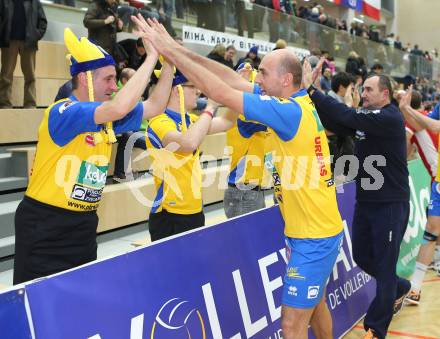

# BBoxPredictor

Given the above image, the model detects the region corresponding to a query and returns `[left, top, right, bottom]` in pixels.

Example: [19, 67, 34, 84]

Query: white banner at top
[182, 25, 310, 59]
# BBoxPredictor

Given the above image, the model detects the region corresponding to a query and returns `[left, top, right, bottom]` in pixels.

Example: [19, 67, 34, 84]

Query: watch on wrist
[307, 84, 317, 96]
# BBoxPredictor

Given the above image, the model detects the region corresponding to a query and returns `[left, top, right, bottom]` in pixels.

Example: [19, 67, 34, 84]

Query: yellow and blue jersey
[227, 115, 267, 186]
[243, 86, 343, 238]
[26, 95, 143, 211]
[146, 109, 203, 215]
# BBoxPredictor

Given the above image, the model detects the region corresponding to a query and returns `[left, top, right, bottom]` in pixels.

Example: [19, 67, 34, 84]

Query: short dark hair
[367, 74, 392, 101]
[331, 72, 353, 93]
[72, 74, 79, 90]
[71, 70, 99, 90]
[410, 90, 422, 109]
[371, 63, 384, 70]
[226, 45, 236, 51]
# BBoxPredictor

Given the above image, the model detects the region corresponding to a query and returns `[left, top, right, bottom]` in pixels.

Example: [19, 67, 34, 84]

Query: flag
[362, 0, 381, 20]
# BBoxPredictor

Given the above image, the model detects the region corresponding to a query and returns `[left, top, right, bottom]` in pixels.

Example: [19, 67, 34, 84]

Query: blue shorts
[282, 231, 343, 309]
[428, 182, 440, 217]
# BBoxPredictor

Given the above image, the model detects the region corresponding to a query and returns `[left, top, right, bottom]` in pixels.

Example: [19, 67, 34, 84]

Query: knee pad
[422, 230, 438, 244]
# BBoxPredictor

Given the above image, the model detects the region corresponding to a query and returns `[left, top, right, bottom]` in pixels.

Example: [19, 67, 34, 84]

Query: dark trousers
[14, 196, 98, 285]
[236, 1, 254, 38]
[352, 201, 410, 339]
[148, 210, 205, 241]
[0, 41, 36, 108]
[114, 132, 147, 179]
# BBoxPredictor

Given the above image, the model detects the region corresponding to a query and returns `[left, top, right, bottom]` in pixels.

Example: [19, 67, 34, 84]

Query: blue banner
[23, 181, 375, 339]
[0, 288, 32, 339]
[335, 0, 363, 11]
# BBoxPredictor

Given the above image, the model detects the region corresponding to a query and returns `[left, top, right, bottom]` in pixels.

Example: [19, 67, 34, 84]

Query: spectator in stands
[273, 39, 287, 50]
[411, 44, 424, 56]
[307, 6, 320, 23]
[83, 0, 123, 57]
[370, 63, 384, 75]
[349, 22, 363, 36]
[320, 67, 332, 93]
[0, 0, 47, 109]
[384, 33, 395, 46]
[54, 0, 75, 6]
[337, 19, 347, 31]
[224, 45, 236, 69]
[156, 0, 177, 36]
[304, 65, 411, 339]
[394, 36, 403, 50]
[235, 45, 260, 70]
[326, 72, 357, 179]
[207, 44, 227, 64]
[345, 51, 366, 79]
[117, 0, 160, 31]
[142, 20, 343, 339]
[236, 0, 255, 38]
[327, 72, 353, 103]
[192, 0, 225, 32]
[113, 68, 148, 181]
[118, 37, 146, 70]
[13, 24, 173, 285]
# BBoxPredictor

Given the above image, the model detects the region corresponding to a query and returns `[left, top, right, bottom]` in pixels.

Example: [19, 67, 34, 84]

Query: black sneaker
[393, 283, 412, 315]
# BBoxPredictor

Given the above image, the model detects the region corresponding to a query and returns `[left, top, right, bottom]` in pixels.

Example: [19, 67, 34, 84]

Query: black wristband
[307, 84, 318, 96]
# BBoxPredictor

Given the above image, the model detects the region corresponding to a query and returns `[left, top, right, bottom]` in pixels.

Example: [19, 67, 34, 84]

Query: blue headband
[69, 54, 116, 76]
[172, 70, 188, 87]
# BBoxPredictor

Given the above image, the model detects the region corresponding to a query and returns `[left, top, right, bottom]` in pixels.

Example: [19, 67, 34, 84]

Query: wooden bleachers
[0, 109, 44, 145]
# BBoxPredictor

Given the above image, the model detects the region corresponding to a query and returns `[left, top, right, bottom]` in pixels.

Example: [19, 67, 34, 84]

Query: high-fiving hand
[131, 14, 159, 60]
[399, 85, 413, 111]
[302, 57, 325, 89]
[131, 15, 178, 57]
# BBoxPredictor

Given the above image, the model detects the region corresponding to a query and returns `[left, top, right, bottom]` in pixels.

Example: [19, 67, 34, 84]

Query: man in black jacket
[83, 0, 123, 57]
[0, 0, 47, 108]
[303, 65, 411, 339]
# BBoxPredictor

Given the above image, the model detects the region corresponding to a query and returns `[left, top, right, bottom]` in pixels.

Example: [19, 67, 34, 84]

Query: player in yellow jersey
[13, 16, 174, 284]
[146, 70, 218, 241]
[136, 18, 343, 338]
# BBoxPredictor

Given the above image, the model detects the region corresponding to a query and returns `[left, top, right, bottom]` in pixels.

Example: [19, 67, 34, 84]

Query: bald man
[135, 17, 344, 339]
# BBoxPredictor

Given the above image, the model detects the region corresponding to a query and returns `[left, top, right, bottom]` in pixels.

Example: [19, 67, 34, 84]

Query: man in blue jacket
[303, 65, 411, 339]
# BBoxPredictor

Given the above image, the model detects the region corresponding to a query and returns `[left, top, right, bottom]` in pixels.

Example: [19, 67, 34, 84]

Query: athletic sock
[434, 245, 440, 263]
[411, 262, 428, 292]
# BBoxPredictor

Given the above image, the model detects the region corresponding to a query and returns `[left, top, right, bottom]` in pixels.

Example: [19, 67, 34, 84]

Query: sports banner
[182, 25, 310, 59]
[24, 181, 374, 339]
[332, 0, 363, 12]
[0, 288, 32, 339]
[397, 159, 431, 278]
